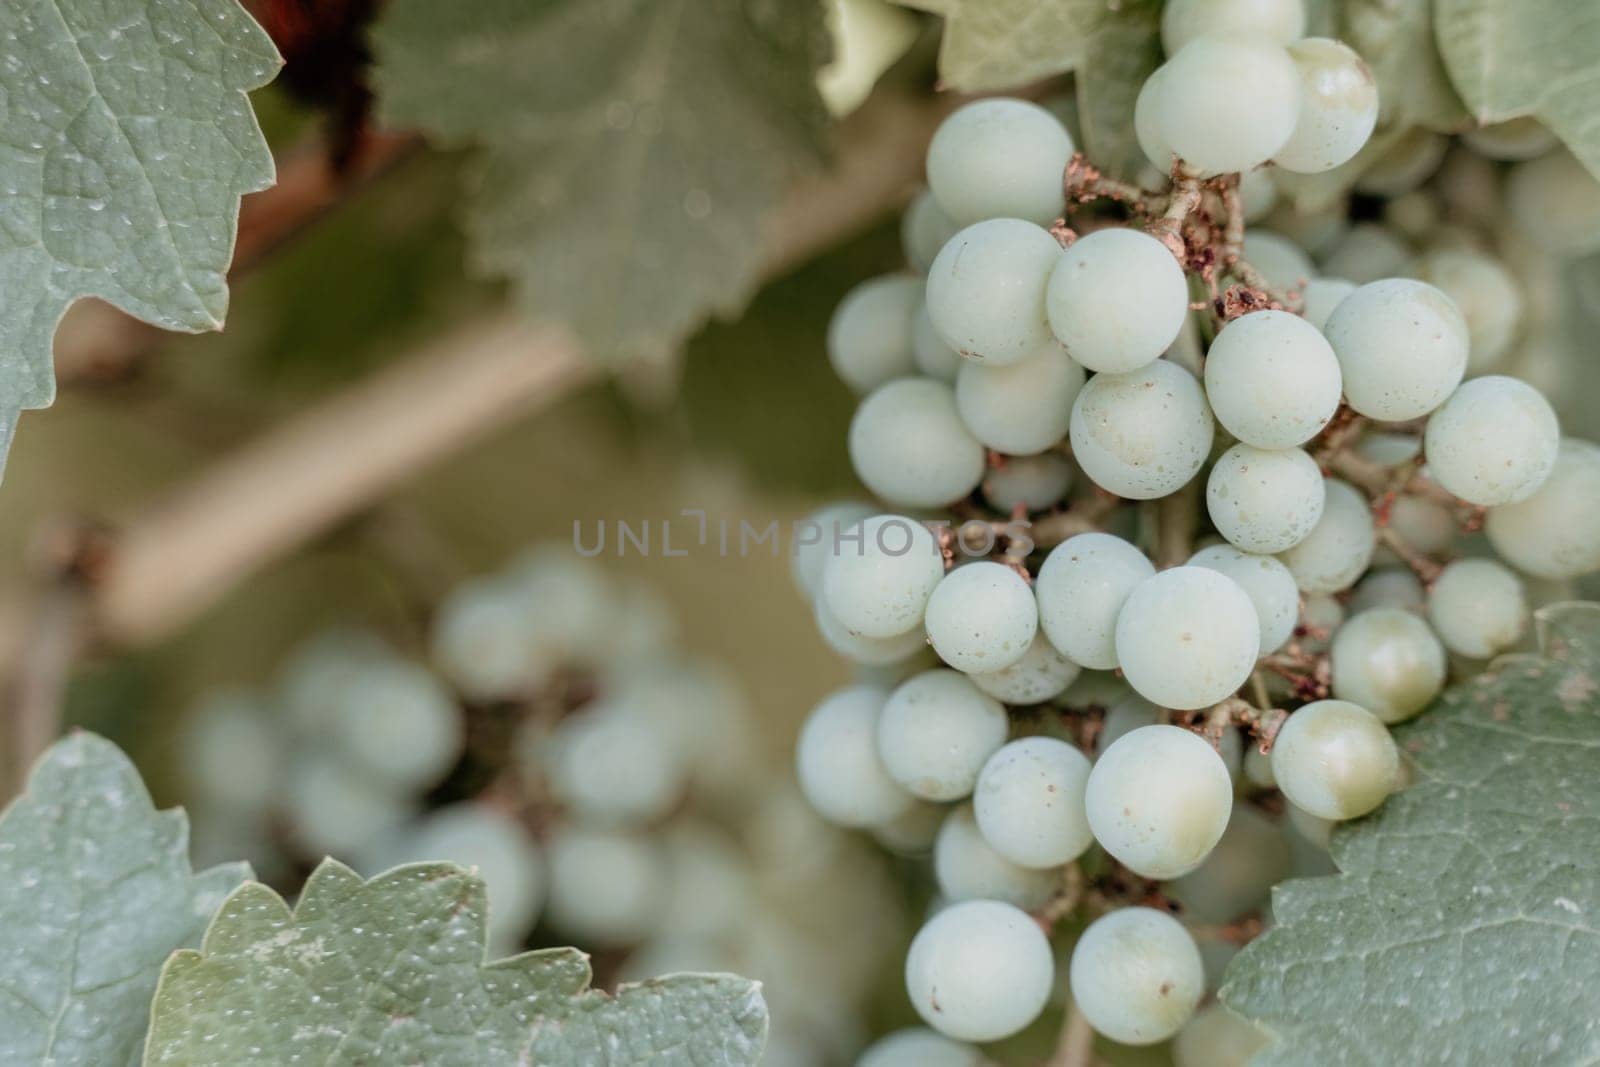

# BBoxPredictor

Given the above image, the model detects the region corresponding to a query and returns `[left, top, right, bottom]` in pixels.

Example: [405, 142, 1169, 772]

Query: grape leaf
[369, 0, 830, 367]
[1340, 0, 1469, 133]
[893, 0, 1094, 92]
[1072, 0, 1162, 180]
[0, 733, 249, 1067]
[1222, 602, 1600, 1065]
[144, 858, 769, 1066]
[0, 0, 280, 464]
[1435, 0, 1600, 179]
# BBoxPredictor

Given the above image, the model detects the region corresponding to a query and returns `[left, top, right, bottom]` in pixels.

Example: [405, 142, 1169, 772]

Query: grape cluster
[181, 546, 904, 1066]
[800, 0, 1600, 1058]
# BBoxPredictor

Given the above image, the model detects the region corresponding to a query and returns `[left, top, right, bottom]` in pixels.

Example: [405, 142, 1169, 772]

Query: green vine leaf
[1073, 0, 1163, 180]
[1435, 0, 1600, 178]
[0, 733, 250, 1067]
[370, 0, 831, 367]
[1222, 602, 1600, 1065]
[144, 859, 770, 1066]
[893, 0, 1094, 92]
[0, 0, 280, 464]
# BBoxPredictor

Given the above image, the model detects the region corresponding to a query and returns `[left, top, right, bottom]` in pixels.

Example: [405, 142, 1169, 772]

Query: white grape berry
[856, 1028, 983, 1067]
[1461, 117, 1559, 162]
[926, 219, 1061, 366]
[1386, 495, 1456, 559]
[181, 690, 284, 818]
[1188, 544, 1301, 653]
[934, 805, 1061, 908]
[905, 900, 1055, 1042]
[954, 342, 1083, 455]
[1045, 228, 1189, 374]
[879, 670, 1008, 801]
[1134, 63, 1176, 172]
[1272, 38, 1379, 174]
[926, 98, 1075, 227]
[981, 453, 1074, 514]
[1354, 129, 1448, 197]
[968, 632, 1082, 704]
[1300, 276, 1356, 331]
[430, 579, 544, 701]
[1098, 696, 1159, 755]
[1330, 608, 1446, 724]
[1280, 478, 1376, 594]
[544, 827, 666, 946]
[815, 599, 933, 667]
[545, 697, 688, 825]
[381, 804, 544, 953]
[1160, 0, 1305, 53]
[873, 798, 949, 856]
[1069, 908, 1204, 1045]
[1173, 1004, 1271, 1067]
[1356, 429, 1423, 468]
[1505, 149, 1600, 258]
[827, 273, 920, 394]
[902, 188, 961, 273]
[1239, 167, 1278, 221]
[849, 379, 986, 508]
[1166, 805, 1291, 924]
[1485, 439, 1600, 579]
[1239, 231, 1314, 290]
[791, 501, 876, 599]
[1036, 533, 1156, 670]
[1086, 725, 1233, 878]
[1428, 558, 1529, 659]
[1206, 443, 1327, 555]
[328, 659, 463, 792]
[1423, 375, 1560, 506]
[1069, 359, 1214, 499]
[973, 737, 1093, 869]
[284, 753, 411, 862]
[1271, 699, 1399, 820]
[821, 514, 945, 638]
[924, 562, 1039, 673]
[1203, 310, 1342, 449]
[912, 298, 962, 381]
[1324, 278, 1469, 420]
[1410, 249, 1524, 374]
[1319, 221, 1413, 284]
[1150, 37, 1302, 177]
[1348, 567, 1425, 616]
[1115, 568, 1260, 710]
[796, 685, 914, 827]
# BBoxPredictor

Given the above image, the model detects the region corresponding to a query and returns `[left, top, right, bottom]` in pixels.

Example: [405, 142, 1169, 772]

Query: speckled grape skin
[1069, 908, 1204, 1045]
[1070, 359, 1215, 499]
[968, 632, 1082, 704]
[879, 670, 1008, 801]
[1085, 725, 1233, 879]
[1279, 479, 1376, 594]
[1045, 228, 1189, 374]
[1115, 568, 1261, 711]
[1423, 375, 1559, 506]
[924, 562, 1039, 673]
[926, 98, 1075, 227]
[820, 514, 945, 639]
[1035, 533, 1155, 670]
[1272, 38, 1378, 174]
[1485, 438, 1600, 579]
[1324, 279, 1469, 420]
[1203, 310, 1342, 449]
[1188, 544, 1301, 653]
[905, 900, 1055, 1042]
[1207, 443, 1327, 554]
[925, 218, 1061, 366]
[973, 736, 1094, 868]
